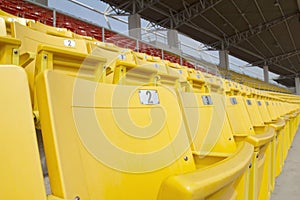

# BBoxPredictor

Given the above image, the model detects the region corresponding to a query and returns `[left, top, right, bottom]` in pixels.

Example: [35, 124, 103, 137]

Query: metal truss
[209, 12, 298, 50]
[105, 0, 161, 14]
[275, 74, 298, 80]
[247, 50, 300, 67]
[156, 0, 222, 28]
[134, 0, 161, 14]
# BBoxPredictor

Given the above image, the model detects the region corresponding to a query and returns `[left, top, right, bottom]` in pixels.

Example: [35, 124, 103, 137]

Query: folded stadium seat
[247, 88, 278, 191]
[160, 66, 254, 199]
[0, 65, 51, 200]
[254, 91, 286, 188]
[85, 41, 136, 84]
[36, 68, 196, 200]
[0, 17, 21, 65]
[165, 62, 206, 93]
[275, 101, 291, 161]
[35, 44, 106, 81]
[275, 100, 295, 155]
[72, 33, 94, 42]
[243, 86, 278, 197]
[265, 94, 297, 166]
[36, 55, 253, 200]
[112, 57, 178, 87]
[8, 21, 90, 108]
[267, 91, 300, 145]
[283, 101, 297, 148]
[289, 102, 300, 141]
[27, 21, 73, 38]
[72, 32, 94, 41]
[223, 80, 275, 200]
[131, 53, 180, 87]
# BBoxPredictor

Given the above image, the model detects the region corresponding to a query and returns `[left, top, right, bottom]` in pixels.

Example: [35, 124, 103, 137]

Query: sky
[47, 0, 283, 86]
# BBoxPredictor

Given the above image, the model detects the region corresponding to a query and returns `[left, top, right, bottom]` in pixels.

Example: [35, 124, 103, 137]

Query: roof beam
[157, 0, 223, 28]
[185, 22, 295, 74]
[209, 12, 298, 49]
[275, 74, 297, 80]
[135, 0, 161, 14]
[106, 0, 161, 14]
[247, 50, 300, 67]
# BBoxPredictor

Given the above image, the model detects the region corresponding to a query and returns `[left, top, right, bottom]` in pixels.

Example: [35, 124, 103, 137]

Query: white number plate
[64, 39, 76, 47]
[202, 95, 213, 105]
[230, 97, 238, 105]
[139, 90, 159, 105]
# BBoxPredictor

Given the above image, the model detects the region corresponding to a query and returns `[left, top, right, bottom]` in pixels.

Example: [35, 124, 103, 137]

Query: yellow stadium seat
[0, 17, 21, 65]
[223, 79, 275, 200]
[0, 65, 46, 200]
[36, 70, 196, 200]
[113, 60, 178, 87]
[166, 63, 198, 92]
[36, 66, 253, 200]
[9, 21, 91, 110]
[35, 44, 107, 81]
[0, 7, 298, 200]
[157, 142, 253, 200]
[175, 70, 253, 199]
[86, 41, 135, 83]
[261, 96, 286, 178]
[27, 21, 73, 38]
[0, 35, 21, 65]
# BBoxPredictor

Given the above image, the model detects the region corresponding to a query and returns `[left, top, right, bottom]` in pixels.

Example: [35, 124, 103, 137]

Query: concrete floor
[271, 127, 300, 200]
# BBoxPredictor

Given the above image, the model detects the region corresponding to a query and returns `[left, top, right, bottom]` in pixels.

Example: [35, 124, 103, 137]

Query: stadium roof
[101, 0, 300, 87]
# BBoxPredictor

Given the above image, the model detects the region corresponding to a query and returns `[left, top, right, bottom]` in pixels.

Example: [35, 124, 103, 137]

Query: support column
[167, 29, 179, 49]
[128, 14, 141, 40]
[295, 77, 300, 95]
[102, 27, 105, 42]
[263, 65, 269, 83]
[52, 9, 56, 27]
[219, 50, 229, 70]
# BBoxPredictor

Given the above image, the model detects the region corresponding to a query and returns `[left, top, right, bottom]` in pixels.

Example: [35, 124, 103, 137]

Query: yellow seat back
[27, 21, 73, 38]
[244, 98, 265, 127]
[177, 70, 237, 164]
[257, 99, 273, 123]
[0, 65, 46, 200]
[11, 22, 89, 103]
[225, 95, 255, 137]
[87, 42, 135, 83]
[37, 70, 196, 200]
[0, 17, 21, 65]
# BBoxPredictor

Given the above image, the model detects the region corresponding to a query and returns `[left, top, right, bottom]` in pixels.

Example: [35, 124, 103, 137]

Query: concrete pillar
[219, 50, 229, 70]
[167, 29, 179, 49]
[295, 77, 300, 95]
[128, 14, 141, 40]
[263, 65, 269, 83]
[53, 10, 56, 27]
